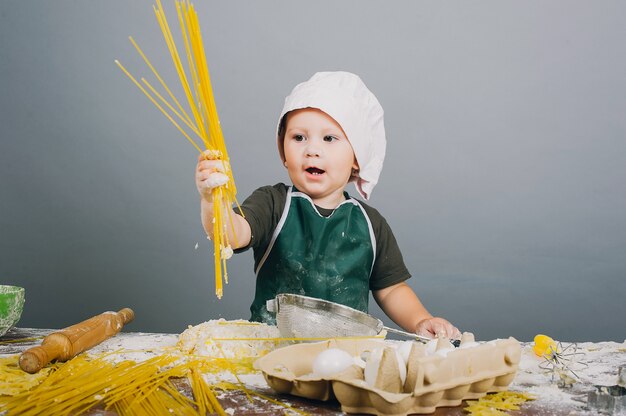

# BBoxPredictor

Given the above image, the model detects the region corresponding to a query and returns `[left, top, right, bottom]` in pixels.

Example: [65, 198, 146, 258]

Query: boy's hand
[415, 317, 462, 340]
[195, 150, 229, 200]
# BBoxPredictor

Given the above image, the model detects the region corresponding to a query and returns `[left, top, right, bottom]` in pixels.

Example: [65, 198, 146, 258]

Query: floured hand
[195, 150, 230, 200]
[415, 317, 461, 340]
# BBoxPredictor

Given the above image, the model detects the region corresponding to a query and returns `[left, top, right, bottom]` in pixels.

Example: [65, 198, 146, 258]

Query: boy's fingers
[197, 159, 229, 174]
[443, 325, 461, 340]
[436, 322, 460, 339]
[198, 151, 211, 162]
[415, 320, 436, 338]
[203, 172, 229, 189]
[196, 171, 213, 182]
[432, 323, 449, 338]
[197, 159, 218, 170]
[198, 149, 223, 161]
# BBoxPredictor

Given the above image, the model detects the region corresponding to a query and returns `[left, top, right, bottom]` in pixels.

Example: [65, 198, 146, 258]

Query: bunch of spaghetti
[0, 353, 234, 416]
[0, 351, 308, 416]
[115, 0, 241, 298]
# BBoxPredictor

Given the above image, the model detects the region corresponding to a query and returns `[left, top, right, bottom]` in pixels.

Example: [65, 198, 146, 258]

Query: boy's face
[283, 108, 358, 208]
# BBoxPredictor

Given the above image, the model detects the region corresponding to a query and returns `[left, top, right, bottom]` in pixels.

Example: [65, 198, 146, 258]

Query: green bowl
[0, 285, 25, 337]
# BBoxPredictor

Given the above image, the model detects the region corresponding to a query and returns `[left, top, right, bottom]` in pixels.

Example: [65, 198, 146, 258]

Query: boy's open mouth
[306, 167, 325, 175]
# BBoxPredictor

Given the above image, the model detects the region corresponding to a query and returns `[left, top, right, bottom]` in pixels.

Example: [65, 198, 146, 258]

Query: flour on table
[177, 318, 280, 358]
[88, 332, 179, 362]
[510, 340, 626, 414]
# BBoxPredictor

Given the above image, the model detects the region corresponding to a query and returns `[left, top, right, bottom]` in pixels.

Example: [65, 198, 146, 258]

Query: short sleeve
[234, 184, 288, 254]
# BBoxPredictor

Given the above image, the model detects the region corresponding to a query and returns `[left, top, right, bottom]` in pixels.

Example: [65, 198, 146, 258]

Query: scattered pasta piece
[0, 356, 55, 396]
[464, 391, 535, 416]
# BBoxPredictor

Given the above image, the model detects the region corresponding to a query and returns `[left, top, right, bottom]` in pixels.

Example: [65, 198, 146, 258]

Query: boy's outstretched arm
[373, 282, 461, 339]
[195, 151, 251, 249]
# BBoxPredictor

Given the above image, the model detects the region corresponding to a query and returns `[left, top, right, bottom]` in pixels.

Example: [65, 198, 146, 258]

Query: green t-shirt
[235, 183, 411, 290]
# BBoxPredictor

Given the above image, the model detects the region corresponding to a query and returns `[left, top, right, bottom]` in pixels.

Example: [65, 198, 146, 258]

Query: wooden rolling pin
[19, 308, 134, 374]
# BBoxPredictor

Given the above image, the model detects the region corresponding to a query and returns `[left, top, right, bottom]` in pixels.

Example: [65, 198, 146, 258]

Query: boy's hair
[276, 72, 386, 200]
[277, 113, 288, 146]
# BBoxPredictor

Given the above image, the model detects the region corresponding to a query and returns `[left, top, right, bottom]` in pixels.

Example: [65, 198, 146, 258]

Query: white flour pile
[177, 318, 281, 358]
[88, 332, 178, 362]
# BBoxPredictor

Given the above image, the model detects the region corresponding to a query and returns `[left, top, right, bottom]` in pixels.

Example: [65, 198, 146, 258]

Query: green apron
[250, 186, 376, 324]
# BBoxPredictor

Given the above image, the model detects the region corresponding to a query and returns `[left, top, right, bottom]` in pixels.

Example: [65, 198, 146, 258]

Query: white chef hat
[276, 71, 386, 200]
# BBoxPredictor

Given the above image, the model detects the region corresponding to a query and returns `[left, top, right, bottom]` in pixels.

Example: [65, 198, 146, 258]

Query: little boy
[196, 72, 460, 339]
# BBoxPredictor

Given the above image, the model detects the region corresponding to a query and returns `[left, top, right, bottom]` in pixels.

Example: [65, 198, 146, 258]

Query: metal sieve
[266, 293, 457, 345]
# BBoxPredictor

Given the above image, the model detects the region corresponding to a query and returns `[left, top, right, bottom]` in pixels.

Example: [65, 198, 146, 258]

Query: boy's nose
[305, 144, 321, 157]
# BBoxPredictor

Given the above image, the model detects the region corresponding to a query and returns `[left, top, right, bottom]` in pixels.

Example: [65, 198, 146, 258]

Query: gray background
[1, 1, 624, 342]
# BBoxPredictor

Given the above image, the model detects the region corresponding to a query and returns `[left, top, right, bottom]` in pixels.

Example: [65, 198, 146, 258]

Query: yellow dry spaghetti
[0, 345, 307, 415]
[211, 342, 311, 416]
[116, 0, 241, 299]
[0, 353, 226, 416]
[188, 367, 226, 416]
[210, 335, 386, 342]
[0, 356, 55, 396]
[464, 391, 535, 415]
[0, 337, 43, 345]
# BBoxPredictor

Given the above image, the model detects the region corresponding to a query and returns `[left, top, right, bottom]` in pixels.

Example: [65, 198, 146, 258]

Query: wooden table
[2, 328, 623, 415]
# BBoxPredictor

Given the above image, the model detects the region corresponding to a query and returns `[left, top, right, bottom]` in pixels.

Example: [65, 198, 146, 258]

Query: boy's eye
[323, 135, 337, 142]
[293, 134, 305, 142]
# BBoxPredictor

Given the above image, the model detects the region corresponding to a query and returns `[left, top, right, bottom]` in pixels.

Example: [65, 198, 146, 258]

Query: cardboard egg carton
[255, 335, 521, 416]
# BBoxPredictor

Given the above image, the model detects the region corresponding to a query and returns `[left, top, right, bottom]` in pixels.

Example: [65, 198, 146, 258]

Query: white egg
[364, 348, 383, 387]
[396, 341, 414, 365]
[353, 356, 367, 369]
[312, 348, 354, 378]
